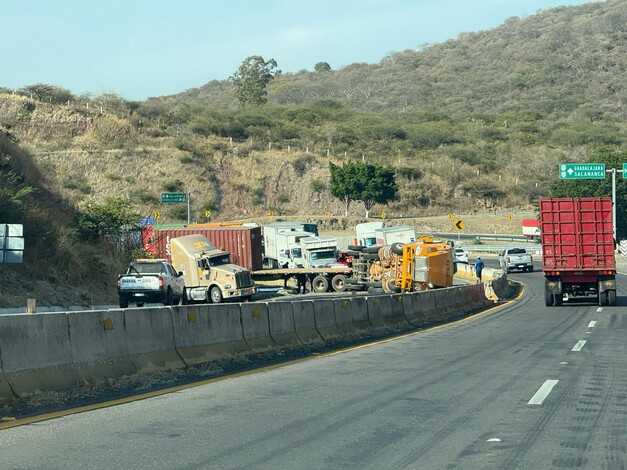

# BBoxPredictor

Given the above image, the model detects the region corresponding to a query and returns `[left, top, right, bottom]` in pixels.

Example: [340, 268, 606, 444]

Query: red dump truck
[540, 197, 616, 307]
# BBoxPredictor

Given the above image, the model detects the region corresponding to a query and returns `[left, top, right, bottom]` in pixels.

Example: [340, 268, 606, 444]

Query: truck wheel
[391, 242, 404, 255]
[544, 285, 554, 307]
[331, 275, 348, 292]
[119, 296, 129, 308]
[348, 245, 364, 252]
[312, 275, 329, 293]
[367, 286, 385, 294]
[210, 286, 223, 303]
[136, 302, 145, 307]
[599, 291, 608, 307]
[383, 277, 401, 293]
[363, 253, 380, 260]
[363, 246, 381, 254]
[554, 294, 563, 306]
[608, 290, 617, 306]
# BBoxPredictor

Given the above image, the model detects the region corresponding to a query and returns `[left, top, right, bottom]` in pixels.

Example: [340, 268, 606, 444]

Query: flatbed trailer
[251, 267, 352, 293]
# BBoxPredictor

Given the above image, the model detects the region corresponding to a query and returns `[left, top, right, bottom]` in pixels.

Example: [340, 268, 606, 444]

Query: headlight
[224, 284, 232, 289]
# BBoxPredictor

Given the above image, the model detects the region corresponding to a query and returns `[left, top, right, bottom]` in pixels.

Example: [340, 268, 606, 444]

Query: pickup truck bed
[499, 247, 534, 272]
[117, 260, 185, 308]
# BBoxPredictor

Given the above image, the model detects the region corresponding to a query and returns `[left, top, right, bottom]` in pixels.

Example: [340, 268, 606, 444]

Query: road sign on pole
[160, 192, 187, 203]
[559, 163, 605, 179]
[454, 220, 464, 230]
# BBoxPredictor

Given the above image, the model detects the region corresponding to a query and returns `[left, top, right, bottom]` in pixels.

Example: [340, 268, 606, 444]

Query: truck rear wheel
[119, 296, 129, 309]
[599, 290, 608, 306]
[608, 290, 617, 306]
[554, 294, 563, 306]
[312, 275, 329, 293]
[210, 286, 223, 303]
[331, 275, 348, 292]
[544, 286, 554, 307]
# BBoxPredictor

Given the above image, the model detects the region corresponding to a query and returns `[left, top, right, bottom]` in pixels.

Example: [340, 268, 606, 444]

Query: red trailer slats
[540, 197, 615, 272]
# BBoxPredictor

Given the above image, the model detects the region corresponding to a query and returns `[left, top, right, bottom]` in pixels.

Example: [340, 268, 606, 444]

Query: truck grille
[236, 271, 253, 288]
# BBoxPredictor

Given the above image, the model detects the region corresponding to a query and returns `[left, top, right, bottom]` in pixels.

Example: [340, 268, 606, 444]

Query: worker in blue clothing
[474, 256, 485, 283]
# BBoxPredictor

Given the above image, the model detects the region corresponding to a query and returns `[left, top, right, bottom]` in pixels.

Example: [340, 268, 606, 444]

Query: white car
[454, 247, 469, 264]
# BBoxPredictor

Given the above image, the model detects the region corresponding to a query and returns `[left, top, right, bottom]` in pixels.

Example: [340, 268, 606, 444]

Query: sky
[1, 0, 597, 101]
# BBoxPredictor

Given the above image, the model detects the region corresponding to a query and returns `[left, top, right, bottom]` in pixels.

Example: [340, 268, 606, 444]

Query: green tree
[551, 147, 627, 239]
[314, 62, 331, 73]
[356, 164, 398, 218]
[230, 56, 279, 107]
[76, 198, 140, 242]
[329, 162, 363, 217]
[16, 83, 73, 104]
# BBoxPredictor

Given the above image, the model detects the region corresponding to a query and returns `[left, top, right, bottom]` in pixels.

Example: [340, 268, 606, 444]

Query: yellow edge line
[0, 287, 522, 430]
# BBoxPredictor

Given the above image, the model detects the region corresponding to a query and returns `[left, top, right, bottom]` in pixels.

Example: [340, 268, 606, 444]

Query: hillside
[0, 0, 625, 307]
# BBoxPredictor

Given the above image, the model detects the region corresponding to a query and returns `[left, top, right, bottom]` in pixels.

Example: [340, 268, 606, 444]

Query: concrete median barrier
[313, 298, 343, 341]
[434, 287, 459, 319]
[240, 303, 276, 353]
[291, 301, 323, 345]
[332, 298, 357, 335]
[0, 313, 78, 400]
[382, 295, 409, 329]
[67, 309, 136, 383]
[267, 301, 300, 349]
[122, 307, 185, 373]
[171, 304, 250, 366]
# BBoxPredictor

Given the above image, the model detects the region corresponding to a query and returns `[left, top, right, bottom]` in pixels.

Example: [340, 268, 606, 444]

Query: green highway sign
[160, 192, 187, 203]
[623, 163, 627, 178]
[559, 163, 605, 179]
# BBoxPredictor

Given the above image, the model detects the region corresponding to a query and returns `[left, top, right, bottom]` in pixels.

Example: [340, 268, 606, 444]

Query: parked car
[454, 247, 469, 264]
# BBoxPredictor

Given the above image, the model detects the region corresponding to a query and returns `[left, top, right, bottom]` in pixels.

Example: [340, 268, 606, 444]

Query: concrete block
[313, 298, 343, 341]
[171, 304, 250, 366]
[332, 298, 357, 334]
[291, 301, 322, 345]
[67, 309, 136, 383]
[122, 307, 185, 373]
[366, 295, 387, 331]
[434, 287, 459, 320]
[240, 302, 276, 353]
[381, 294, 409, 329]
[0, 313, 78, 401]
[347, 296, 371, 331]
[266, 301, 301, 349]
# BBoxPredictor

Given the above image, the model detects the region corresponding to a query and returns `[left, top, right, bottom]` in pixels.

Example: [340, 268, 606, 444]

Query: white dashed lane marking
[572, 340, 587, 352]
[588, 321, 597, 328]
[528, 380, 559, 405]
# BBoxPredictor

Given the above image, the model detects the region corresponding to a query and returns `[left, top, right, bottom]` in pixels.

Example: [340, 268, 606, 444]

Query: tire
[136, 302, 145, 307]
[544, 285, 554, 307]
[181, 290, 188, 305]
[367, 287, 385, 294]
[599, 291, 607, 307]
[242, 295, 253, 302]
[554, 294, 563, 307]
[119, 296, 129, 309]
[345, 250, 361, 256]
[312, 275, 329, 293]
[363, 246, 381, 254]
[366, 281, 383, 288]
[608, 290, 617, 306]
[348, 245, 364, 252]
[163, 288, 173, 306]
[363, 253, 380, 260]
[383, 276, 401, 293]
[331, 274, 348, 292]
[210, 286, 223, 303]
[346, 283, 366, 291]
[391, 242, 404, 255]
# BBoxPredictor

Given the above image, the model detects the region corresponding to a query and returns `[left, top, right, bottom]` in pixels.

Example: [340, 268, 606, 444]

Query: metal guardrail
[461, 245, 542, 255]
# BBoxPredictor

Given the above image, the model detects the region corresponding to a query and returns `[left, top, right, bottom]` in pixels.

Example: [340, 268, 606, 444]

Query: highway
[2, 267, 627, 469]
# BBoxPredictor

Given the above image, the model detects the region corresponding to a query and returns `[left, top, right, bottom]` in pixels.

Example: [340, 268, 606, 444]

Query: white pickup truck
[116, 259, 186, 308]
[498, 247, 534, 273]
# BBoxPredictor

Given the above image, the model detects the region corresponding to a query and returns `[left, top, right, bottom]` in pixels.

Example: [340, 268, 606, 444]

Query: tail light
[158, 276, 164, 288]
[507, 256, 511, 263]
[116, 276, 121, 290]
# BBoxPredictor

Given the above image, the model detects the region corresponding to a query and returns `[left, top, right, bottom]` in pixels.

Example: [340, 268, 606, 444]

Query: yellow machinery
[375, 237, 455, 293]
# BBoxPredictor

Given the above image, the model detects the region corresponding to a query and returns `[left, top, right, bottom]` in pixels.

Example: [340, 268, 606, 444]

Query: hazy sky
[1, 0, 595, 100]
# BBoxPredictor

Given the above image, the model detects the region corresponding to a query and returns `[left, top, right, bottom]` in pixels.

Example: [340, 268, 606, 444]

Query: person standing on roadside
[474, 256, 485, 283]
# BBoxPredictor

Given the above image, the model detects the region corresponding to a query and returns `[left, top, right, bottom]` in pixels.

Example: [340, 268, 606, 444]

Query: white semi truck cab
[300, 236, 340, 268]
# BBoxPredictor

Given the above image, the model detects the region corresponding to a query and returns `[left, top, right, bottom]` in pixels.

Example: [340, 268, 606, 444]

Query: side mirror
[178, 271, 184, 276]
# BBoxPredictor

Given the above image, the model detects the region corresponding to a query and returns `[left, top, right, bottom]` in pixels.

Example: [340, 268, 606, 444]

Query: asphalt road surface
[2, 267, 627, 469]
